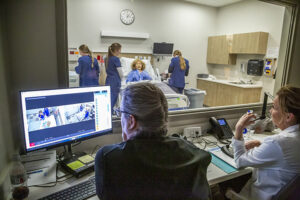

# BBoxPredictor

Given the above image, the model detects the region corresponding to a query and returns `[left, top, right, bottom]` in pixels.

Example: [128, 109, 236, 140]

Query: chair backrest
[102, 138, 212, 200]
[272, 174, 300, 200]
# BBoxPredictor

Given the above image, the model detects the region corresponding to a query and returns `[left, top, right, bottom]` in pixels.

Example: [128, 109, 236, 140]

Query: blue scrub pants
[111, 89, 120, 111]
[169, 85, 184, 94]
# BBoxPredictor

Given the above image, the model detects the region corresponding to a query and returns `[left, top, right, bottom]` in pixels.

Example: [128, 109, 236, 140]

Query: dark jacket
[95, 135, 212, 200]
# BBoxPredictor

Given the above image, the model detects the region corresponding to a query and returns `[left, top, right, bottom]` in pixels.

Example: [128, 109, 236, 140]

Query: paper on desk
[209, 147, 237, 168]
[21, 150, 56, 186]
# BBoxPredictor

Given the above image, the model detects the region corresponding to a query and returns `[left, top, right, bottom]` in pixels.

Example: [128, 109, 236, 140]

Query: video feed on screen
[26, 103, 95, 132]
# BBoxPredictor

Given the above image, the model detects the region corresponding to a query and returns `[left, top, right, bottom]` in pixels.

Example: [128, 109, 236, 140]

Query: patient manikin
[126, 59, 152, 83]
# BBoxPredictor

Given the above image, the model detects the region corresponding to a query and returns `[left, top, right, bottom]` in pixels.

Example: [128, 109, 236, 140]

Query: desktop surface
[28, 132, 274, 200]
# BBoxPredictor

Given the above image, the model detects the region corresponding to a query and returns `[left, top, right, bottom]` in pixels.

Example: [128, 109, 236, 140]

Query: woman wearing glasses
[231, 86, 300, 200]
[94, 83, 212, 200]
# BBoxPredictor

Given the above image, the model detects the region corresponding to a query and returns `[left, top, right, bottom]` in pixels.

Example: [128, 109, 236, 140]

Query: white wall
[208, 0, 285, 98]
[67, 0, 217, 88]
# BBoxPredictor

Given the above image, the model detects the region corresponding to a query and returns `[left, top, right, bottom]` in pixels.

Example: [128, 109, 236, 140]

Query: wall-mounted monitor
[153, 42, 174, 55]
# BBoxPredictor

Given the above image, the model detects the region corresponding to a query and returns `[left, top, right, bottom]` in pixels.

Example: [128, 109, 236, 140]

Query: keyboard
[39, 176, 96, 200]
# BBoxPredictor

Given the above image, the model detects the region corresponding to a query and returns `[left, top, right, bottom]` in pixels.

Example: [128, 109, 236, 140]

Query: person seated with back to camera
[94, 82, 212, 200]
[230, 85, 300, 200]
[126, 59, 152, 83]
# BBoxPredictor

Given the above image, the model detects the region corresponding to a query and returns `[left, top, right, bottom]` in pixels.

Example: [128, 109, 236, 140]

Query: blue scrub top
[105, 56, 121, 91]
[75, 56, 100, 87]
[43, 108, 50, 117]
[168, 56, 189, 88]
[126, 70, 152, 83]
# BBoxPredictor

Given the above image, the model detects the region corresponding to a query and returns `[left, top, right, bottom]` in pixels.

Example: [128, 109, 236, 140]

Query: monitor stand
[59, 144, 95, 178]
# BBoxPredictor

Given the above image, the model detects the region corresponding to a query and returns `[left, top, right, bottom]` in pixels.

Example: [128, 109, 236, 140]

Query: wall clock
[120, 9, 135, 25]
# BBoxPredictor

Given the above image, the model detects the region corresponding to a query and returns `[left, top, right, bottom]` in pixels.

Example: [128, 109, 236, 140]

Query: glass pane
[67, 0, 286, 117]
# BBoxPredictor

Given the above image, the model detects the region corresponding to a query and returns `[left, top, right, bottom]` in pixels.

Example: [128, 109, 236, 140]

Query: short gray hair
[121, 82, 168, 137]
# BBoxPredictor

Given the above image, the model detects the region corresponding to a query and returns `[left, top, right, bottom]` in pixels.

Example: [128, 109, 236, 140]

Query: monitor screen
[153, 43, 174, 55]
[218, 119, 226, 126]
[20, 86, 112, 152]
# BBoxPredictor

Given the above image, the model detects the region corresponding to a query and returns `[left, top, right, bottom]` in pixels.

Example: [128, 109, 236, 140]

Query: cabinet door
[197, 79, 218, 106]
[231, 32, 269, 54]
[207, 35, 236, 65]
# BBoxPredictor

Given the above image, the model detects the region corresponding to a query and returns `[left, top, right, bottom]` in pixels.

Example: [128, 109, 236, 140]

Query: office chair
[272, 174, 300, 200]
[225, 189, 247, 200]
[225, 174, 300, 200]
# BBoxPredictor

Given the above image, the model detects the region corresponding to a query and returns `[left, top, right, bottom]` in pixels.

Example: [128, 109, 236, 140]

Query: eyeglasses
[114, 107, 137, 119]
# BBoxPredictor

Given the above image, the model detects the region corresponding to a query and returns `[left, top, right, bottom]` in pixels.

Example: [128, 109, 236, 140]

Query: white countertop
[197, 78, 263, 88]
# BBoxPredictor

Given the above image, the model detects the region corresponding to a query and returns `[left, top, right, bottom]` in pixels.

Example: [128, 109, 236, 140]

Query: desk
[28, 132, 274, 200]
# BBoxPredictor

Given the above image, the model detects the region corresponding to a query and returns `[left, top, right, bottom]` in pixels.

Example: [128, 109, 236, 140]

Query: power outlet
[184, 127, 202, 138]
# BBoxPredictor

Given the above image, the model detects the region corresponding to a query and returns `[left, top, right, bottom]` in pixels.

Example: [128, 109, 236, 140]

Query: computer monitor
[20, 86, 112, 153]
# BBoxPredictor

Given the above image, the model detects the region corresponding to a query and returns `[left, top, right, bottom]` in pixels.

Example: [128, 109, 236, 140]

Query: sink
[229, 81, 246, 85]
[228, 81, 253, 85]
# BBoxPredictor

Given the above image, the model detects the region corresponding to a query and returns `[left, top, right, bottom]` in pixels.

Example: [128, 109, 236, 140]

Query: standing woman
[75, 44, 100, 87]
[168, 50, 190, 94]
[105, 43, 122, 109]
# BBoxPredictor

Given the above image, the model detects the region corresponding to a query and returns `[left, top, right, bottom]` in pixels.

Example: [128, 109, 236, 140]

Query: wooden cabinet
[207, 35, 236, 65]
[231, 32, 269, 54]
[197, 79, 262, 107]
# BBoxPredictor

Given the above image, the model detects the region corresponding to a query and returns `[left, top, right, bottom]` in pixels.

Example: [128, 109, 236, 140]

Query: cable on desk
[28, 175, 74, 188]
[90, 145, 101, 157]
[194, 136, 223, 150]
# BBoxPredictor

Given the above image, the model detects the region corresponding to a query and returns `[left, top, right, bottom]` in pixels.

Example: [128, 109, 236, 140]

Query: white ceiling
[185, 0, 244, 7]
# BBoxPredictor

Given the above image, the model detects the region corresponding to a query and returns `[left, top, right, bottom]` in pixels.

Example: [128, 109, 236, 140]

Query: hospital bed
[119, 57, 189, 110]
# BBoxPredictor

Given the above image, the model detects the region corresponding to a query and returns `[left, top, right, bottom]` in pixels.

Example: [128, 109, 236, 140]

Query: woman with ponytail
[75, 44, 100, 87]
[168, 50, 190, 94]
[105, 43, 122, 109]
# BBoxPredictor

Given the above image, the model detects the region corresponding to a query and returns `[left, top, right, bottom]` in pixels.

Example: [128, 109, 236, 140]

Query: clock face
[120, 9, 135, 25]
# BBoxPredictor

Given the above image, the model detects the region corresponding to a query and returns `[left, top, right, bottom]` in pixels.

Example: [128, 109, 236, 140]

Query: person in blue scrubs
[38, 110, 45, 120]
[126, 59, 152, 83]
[43, 107, 50, 117]
[75, 44, 100, 87]
[105, 43, 122, 110]
[168, 50, 190, 94]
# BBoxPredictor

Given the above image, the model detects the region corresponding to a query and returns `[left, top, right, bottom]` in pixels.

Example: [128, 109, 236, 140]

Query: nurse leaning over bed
[105, 43, 122, 110]
[126, 59, 152, 83]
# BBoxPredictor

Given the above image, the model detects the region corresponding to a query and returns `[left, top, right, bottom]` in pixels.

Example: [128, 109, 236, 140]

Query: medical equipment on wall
[264, 58, 276, 77]
[247, 59, 264, 76]
[68, 48, 80, 61]
[68, 48, 80, 87]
